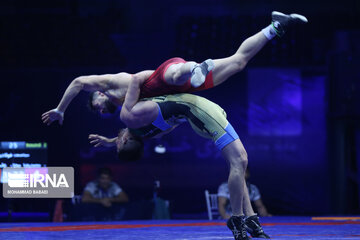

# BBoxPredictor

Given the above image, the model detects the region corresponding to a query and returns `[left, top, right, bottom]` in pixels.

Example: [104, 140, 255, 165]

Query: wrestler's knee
[229, 148, 248, 172]
[233, 53, 248, 71]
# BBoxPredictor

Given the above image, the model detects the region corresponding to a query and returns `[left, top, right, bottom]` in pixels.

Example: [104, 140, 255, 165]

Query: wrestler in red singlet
[140, 57, 214, 99]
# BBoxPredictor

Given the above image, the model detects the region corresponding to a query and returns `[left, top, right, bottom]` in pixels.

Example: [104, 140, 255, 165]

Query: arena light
[154, 144, 166, 154]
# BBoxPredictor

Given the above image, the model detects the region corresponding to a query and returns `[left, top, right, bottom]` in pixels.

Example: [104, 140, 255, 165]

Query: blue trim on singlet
[152, 104, 172, 131]
[215, 123, 239, 150]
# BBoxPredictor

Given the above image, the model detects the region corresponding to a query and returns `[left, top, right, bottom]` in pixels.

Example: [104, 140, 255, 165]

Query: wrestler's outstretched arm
[88, 134, 118, 147]
[42, 73, 124, 125]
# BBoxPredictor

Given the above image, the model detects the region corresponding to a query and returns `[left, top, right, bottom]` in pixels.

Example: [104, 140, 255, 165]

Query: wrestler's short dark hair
[97, 167, 112, 177]
[117, 135, 144, 162]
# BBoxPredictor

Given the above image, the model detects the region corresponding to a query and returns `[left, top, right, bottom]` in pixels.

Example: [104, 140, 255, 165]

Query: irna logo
[8, 173, 69, 188]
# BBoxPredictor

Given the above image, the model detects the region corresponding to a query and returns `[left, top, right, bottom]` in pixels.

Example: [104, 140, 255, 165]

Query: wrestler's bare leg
[221, 139, 249, 216]
[223, 139, 269, 240]
[213, 11, 308, 87]
[164, 61, 197, 86]
[164, 12, 308, 91]
[164, 31, 269, 87]
[164, 59, 214, 87]
[243, 183, 256, 216]
[212, 31, 269, 86]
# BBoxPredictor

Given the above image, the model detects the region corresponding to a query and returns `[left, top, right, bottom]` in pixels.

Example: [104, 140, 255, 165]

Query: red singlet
[140, 57, 214, 98]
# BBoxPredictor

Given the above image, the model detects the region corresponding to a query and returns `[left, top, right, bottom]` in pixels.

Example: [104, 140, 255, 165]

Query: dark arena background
[1, 0, 360, 239]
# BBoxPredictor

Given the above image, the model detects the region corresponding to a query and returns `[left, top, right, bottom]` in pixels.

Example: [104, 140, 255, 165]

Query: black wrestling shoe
[227, 215, 250, 240]
[271, 11, 308, 37]
[190, 59, 214, 88]
[245, 214, 271, 239]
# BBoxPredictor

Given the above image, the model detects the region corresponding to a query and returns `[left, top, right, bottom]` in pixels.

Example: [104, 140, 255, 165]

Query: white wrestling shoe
[190, 59, 214, 88]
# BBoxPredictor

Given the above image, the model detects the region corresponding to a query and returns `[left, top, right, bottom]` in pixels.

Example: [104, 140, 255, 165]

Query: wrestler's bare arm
[54, 70, 152, 114]
[120, 73, 158, 129]
[59, 73, 132, 112]
[88, 134, 117, 147]
[41, 72, 130, 125]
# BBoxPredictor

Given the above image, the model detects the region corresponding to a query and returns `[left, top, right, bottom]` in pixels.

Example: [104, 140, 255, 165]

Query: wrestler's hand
[41, 109, 64, 126]
[89, 134, 117, 147]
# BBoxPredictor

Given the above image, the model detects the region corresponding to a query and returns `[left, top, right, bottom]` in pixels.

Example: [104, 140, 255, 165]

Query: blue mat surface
[0, 216, 359, 240]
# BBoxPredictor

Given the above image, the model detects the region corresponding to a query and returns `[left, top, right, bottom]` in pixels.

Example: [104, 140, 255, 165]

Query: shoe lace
[230, 219, 248, 239]
[241, 221, 248, 238]
[249, 219, 265, 235]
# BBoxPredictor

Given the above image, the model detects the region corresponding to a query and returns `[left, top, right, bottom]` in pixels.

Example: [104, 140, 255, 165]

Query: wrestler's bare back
[102, 71, 154, 104]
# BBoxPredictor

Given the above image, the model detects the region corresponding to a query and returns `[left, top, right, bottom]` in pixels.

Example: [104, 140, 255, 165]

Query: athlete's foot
[227, 216, 250, 240]
[271, 11, 308, 37]
[245, 214, 271, 239]
[190, 59, 214, 88]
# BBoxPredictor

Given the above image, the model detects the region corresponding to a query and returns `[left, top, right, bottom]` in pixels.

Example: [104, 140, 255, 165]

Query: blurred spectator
[217, 168, 272, 219]
[74, 167, 129, 221]
[82, 167, 129, 206]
